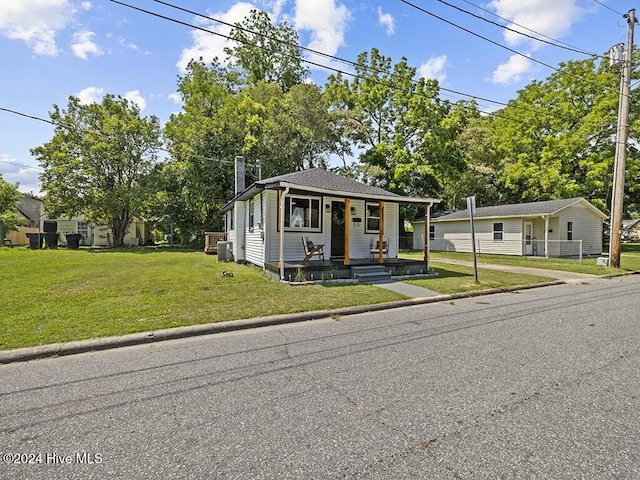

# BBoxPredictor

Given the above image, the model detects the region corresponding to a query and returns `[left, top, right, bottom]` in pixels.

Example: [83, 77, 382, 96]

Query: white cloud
[168, 92, 182, 104]
[71, 30, 103, 60]
[418, 54, 448, 82]
[489, 0, 585, 50]
[377, 7, 395, 36]
[0, 0, 82, 55]
[176, 2, 255, 73]
[76, 86, 105, 104]
[294, 0, 351, 70]
[0, 154, 42, 195]
[124, 90, 146, 111]
[492, 54, 535, 85]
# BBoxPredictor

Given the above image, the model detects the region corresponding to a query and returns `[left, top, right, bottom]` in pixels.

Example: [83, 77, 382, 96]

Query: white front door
[524, 222, 533, 255]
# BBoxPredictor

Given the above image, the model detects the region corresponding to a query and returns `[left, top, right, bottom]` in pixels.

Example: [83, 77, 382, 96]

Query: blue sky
[0, 0, 635, 195]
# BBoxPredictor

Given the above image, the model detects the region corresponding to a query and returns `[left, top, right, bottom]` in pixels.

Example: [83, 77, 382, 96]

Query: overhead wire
[460, 0, 604, 54]
[399, 0, 626, 99]
[434, 0, 599, 58]
[112, 0, 597, 126]
[591, 0, 625, 17]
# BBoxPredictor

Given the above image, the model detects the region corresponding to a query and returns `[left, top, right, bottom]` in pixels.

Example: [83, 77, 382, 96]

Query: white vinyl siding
[557, 205, 603, 256]
[265, 193, 400, 263]
[431, 218, 524, 255]
[244, 194, 265, 267]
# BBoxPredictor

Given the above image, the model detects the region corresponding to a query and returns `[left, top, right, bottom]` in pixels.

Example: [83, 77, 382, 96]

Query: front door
[331, 201, 345, 258]
[524, 222, 533, 255]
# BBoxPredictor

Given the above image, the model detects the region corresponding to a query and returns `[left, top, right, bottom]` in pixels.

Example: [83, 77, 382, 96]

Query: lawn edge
[0, 280, 565, 364]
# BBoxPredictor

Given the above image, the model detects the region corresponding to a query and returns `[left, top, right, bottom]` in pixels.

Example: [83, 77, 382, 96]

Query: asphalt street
[1, 275, 639, 479]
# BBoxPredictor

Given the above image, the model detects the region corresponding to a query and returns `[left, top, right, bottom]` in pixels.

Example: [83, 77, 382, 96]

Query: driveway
[435, 258, 598, 282]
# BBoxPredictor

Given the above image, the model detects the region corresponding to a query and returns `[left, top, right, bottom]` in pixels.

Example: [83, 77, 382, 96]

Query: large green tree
[32, 94, 161, 246]
[324, 48, 475, 204]
[490, 56, 640, 213]
[0, 174, 21, 232]
[225, 9, 309, 91]
[160, 60, 338, 243]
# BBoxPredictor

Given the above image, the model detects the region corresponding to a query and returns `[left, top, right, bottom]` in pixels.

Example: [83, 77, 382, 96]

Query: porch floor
[264, 257, 430, 281]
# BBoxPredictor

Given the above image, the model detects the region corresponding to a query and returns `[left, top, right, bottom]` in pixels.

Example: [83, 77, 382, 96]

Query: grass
[0, 248, 404, 350]
[3, 244, 629, 351]
[400, 246, 640, 275]
[407, 262, 553, 295]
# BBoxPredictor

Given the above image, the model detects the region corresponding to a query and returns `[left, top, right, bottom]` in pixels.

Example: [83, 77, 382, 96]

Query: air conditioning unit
[217, 241, 234, 262]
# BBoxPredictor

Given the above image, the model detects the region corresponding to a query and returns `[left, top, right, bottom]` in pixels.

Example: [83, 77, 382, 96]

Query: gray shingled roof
[259, 168, 401, 198]
[221, 168, 440, 214]
[431, 197, 602, 222]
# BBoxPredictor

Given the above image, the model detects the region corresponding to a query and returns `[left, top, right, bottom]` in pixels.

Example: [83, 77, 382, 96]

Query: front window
[248, 198, 255, 230]
[567, 221, 573, 240]
[366, 203, 380, 232]
[493, 222, 504, 241]
[279, 195, 321, 231]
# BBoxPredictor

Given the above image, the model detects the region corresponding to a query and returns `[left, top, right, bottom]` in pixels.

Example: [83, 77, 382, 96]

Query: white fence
[427, 237, 587, 262]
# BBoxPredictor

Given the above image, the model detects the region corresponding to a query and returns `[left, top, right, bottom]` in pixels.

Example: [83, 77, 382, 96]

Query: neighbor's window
[429, 225, 435, 241]
[567, 221, 573, 241]
[366, 203, 381, 232]
[248, 198, 255, 230]
[279, 195, 321, 231]
[493, 222, 504, 241]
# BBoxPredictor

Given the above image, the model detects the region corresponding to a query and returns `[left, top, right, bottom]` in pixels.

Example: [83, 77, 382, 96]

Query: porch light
[325, 204, 331, 211]
[350, 206, 356, 215]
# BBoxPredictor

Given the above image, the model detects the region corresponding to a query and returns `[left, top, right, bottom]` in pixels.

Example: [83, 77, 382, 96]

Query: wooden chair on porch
[370, 238, 389, 260]
[302, 237, 325, 261]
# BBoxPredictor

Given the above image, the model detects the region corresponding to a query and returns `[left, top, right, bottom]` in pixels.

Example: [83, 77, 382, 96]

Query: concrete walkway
[435, 258, 598, 283]
[370, 280, 440, 298]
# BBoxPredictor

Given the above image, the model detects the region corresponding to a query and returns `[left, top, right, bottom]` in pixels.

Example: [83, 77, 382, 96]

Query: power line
[592, 0, 625, 17]
[111, 0, 588, 127]
[434, 0, 599, 57]
[398, 0, 561, 72]
[399, 0, 623, 98]
[0, 159, 44, 171]
[460, 0, 602, 54]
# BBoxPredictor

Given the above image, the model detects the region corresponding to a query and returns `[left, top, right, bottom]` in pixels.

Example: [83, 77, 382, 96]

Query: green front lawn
[1, 246, 608, 351]
[0, 248, 404, 350]
[400, 247, 640, 275]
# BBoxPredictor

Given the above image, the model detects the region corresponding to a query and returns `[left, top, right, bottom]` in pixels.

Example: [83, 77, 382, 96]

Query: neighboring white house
[412, 197, 606, 258]
[220, 159, 440, 279]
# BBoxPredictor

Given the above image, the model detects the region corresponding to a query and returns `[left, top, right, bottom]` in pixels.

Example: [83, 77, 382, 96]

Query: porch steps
[351, 265, 392, 282]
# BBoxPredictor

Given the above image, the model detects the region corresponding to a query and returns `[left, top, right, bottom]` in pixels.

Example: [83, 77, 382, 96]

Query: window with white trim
[567, 221, 573, 240]
[248, 198, 255, 231]
[366, 203, 380, 233]
[493, 222, 504, 241]
[279, 196, 321, 231]
[429, 225, 435, 241]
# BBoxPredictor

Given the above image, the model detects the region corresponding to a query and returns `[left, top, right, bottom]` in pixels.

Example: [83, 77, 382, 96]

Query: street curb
[0, 280, 565, 365]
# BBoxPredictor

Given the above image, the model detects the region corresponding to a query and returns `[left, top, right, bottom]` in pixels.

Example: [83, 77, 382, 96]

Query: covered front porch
[265, 257, 430, 282]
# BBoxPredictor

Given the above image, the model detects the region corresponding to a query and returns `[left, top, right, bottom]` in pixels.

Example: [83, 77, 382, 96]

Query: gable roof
[221, 168, 440, 214]
[425, 197, 606, 223]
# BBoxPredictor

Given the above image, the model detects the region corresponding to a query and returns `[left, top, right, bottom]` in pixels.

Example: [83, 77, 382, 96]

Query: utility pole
[609, 9, 636, 268]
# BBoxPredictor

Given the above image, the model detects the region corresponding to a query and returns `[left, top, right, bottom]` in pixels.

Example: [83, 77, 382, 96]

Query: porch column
[424, 203, 430, 271]
[378, 201, 385, 264]
[344, 198, 350, 265]
[544, 216, 549, 258]
[278, 188, 287, 280]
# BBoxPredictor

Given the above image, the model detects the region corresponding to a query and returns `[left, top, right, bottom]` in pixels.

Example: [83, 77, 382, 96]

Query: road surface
[1, 276, 639, 479]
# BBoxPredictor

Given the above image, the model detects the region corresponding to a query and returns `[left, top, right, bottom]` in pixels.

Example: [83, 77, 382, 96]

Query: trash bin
[26, 232, 43, 249]
[44, 232, 59, 249]
[66, 233, 82, 249]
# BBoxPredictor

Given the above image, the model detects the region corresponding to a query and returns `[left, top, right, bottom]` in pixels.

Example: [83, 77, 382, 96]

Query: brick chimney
[235, 156, 245, 194]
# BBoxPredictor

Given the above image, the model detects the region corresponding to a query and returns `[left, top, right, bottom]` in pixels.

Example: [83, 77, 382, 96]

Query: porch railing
[204, 232, 227, 254]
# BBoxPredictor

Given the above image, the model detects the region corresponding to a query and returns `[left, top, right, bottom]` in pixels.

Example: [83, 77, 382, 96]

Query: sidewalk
[435, 258, 598, 283]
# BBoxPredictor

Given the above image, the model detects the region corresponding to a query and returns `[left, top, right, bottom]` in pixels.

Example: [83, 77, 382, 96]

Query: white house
[412, 198, 606, 258]
[220, 158, 440, 280]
